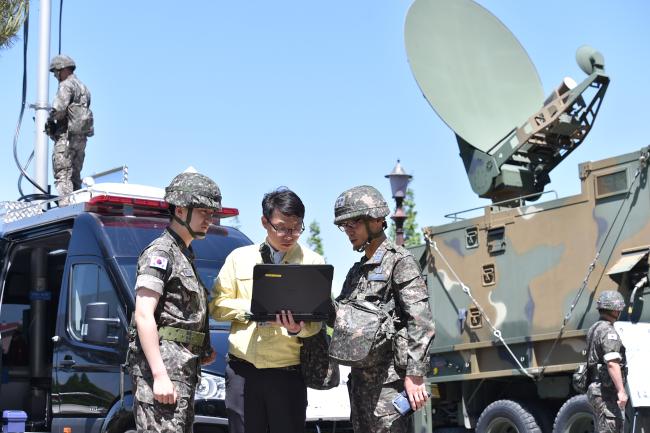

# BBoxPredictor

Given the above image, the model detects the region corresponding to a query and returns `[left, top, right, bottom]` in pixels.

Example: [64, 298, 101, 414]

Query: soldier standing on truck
[331, 185, 435, 433]
[586, 290, 628, 433]
[46, 54, 94, 206]
[127, 172, 221, 433]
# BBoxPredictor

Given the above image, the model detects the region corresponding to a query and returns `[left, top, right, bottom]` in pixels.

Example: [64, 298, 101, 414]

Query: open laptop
[249, 264, 334, 322]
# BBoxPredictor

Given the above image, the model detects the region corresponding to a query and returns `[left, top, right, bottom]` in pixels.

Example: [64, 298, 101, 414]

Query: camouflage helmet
[334, 185, 390, 224]
[164, 172, 222, 210]
[596, 290, 625, 312]
[49, 54, 76, 72]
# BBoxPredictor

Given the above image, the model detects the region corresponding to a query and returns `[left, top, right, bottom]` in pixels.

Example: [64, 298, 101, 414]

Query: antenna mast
[33, 0, 52, 194]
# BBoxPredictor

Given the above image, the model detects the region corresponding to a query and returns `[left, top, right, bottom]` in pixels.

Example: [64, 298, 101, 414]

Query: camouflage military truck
[403, 1, 650, 432]
[411, 148, 650, 433]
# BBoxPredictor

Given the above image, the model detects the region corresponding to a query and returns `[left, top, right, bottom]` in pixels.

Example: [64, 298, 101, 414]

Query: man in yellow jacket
[210, 187, 324, 433]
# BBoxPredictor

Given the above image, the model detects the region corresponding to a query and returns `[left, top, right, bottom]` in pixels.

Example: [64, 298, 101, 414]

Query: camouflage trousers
[587, 387, 624, 433]
[133, 376, 197, 433]
[349, 367, 408, 433]
[52, 134, 86, 206]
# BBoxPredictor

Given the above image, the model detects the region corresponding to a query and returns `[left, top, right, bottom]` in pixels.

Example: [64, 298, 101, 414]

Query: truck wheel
[476, 400, 542, 433]
[522, 401, 554, 433]
[552, 395, 594, 433]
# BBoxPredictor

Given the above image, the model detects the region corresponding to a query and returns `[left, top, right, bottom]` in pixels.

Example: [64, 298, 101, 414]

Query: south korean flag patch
[149, 256, 169, 271]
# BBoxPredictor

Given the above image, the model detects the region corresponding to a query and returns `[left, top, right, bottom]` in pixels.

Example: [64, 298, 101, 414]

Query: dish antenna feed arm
[460, 47, 609, 203]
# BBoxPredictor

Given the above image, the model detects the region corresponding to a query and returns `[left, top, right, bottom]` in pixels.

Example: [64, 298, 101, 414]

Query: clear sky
[1, 1, 649, 292]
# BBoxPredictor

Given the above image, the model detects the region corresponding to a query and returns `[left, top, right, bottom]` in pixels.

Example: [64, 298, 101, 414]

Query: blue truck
[0, 183, 352, 433]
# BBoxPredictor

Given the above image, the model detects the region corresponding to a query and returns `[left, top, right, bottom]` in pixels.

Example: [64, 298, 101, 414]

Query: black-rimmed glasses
[336, 218, 363, 232]
[267, 220, 305, 236]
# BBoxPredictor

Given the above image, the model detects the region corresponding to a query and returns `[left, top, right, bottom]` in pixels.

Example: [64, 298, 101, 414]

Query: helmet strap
[355, 219, 385, 253]
[172, 207, 206, 239]
[354, 242, 367, 253]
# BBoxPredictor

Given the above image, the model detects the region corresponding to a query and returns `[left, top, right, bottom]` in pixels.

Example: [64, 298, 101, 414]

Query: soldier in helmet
[332, 185, 435, 433]
[127, 172, 221, 433]
[586, 290, 628, 433]
[46, 54, 94, 206]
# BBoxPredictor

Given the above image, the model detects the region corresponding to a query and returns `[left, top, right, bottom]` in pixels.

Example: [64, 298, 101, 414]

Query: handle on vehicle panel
[60, 355, 76, 367]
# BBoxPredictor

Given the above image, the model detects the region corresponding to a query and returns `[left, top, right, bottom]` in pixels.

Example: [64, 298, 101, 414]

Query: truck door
[53, 257, 128, 416]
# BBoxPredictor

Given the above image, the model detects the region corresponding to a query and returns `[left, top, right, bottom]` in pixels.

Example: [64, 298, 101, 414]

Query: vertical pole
[29, 248, 49, 420]
[386, 160, 412, 247]
[34, 0, 52, 194]
[395, 196, 405, 246]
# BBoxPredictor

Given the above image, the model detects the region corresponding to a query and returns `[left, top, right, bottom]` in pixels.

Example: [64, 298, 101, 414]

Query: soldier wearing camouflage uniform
[128, 172, 221, 433]
[46, 54, 93, 206]
[586, 290, 628, 433]
[333, 185, 435, 433]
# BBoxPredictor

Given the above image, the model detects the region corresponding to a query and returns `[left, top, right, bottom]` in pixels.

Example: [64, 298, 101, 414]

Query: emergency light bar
[85, 194, 239, 218]
[87, 195, 167, 209]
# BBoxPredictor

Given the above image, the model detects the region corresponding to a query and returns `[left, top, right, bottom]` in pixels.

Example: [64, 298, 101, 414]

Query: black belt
[228, 354, 300, 372]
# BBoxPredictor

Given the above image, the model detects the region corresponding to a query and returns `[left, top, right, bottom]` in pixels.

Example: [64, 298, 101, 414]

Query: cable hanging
[13, 5, 49, 198]
[14, 0, 66, 201]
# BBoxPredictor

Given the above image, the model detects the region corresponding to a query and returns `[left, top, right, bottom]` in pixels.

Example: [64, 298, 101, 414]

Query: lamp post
[385, 160, 412, 246]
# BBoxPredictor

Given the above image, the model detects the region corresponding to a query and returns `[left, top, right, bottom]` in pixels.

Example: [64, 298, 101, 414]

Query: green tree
[0, 0, 28, 51]
[389, 188, 422, 247]
[306, 220, 325, 257]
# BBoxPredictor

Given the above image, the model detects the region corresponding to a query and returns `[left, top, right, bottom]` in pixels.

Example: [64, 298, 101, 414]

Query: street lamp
[385, 160, 412, 246]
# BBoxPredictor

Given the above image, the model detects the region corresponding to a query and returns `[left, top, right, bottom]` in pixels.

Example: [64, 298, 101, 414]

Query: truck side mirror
[83, 302, 121, 345]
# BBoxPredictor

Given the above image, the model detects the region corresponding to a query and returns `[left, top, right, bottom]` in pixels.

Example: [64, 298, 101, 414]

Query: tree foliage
[389, 188, 422, 247]
[0, 0, 28, 51]
[307, 220, 325, 257]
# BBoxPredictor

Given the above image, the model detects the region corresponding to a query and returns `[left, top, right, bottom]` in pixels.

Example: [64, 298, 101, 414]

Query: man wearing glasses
[210, 187, 325, 433]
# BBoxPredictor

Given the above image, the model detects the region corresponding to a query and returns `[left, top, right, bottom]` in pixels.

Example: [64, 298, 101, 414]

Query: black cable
[13, 7, 49, 197]
[58, 0, 63, 54]
[14, 9, 30, 197]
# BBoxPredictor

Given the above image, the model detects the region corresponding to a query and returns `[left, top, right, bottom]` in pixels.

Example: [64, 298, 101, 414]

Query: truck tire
[552, 395, 594, 433]
[522, 401, 554, 433]
[476, 400, 542, 433]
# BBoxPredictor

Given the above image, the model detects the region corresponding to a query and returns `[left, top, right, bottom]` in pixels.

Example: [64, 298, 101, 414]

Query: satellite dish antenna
[405, 0, 543, 153]
[405, 0, 609, 203]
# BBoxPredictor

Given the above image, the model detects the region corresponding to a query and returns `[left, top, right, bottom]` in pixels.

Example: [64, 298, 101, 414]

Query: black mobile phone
[392, 390, 432, 416]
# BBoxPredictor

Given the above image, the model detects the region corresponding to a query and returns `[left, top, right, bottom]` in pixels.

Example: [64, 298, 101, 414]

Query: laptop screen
[250, 264, 334, 321]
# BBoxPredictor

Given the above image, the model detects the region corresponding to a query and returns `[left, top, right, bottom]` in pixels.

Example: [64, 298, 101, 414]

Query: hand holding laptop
[274, 310, 305, 334]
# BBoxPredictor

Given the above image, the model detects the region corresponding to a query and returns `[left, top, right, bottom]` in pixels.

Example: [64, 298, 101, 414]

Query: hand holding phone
[392, 391, 414, 416]
[392, 390, 431, 416]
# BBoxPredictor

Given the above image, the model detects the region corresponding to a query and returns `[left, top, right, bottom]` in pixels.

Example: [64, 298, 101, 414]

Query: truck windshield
[117, 260, 235, 329]
[97, 215, 251, 327]
[97, 215, 251, 260]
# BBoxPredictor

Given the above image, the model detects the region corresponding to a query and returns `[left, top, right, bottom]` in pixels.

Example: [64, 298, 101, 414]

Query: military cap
[164, 172, 222, 210]
[49, 54, 76, 72]
[596, 290, 625, 312]
[334, 185, 389, 224]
